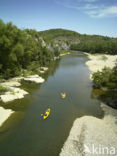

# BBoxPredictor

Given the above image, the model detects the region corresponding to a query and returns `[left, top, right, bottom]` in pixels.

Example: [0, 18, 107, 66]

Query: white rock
[1, 81, 21, 87]
[23, 75, 45, 83]
[39, 70, 45, 74]
[0, 106, 14, 127]
[60, 104, 117, 156]
[0, 88, 28, 103]
[40, 67, 48, 71]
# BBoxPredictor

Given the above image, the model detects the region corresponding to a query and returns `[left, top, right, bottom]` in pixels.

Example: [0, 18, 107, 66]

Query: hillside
[39, 29, 80, 51]
[39, 28, 117, 54]
[0, 19, 117, 79]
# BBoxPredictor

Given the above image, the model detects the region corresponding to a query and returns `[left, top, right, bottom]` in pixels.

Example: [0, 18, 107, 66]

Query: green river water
[0, 52, 103, 156]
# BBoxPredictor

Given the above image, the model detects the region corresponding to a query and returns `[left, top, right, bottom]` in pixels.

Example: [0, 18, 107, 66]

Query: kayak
[61, 93, 66, 99]
[43, 108, 50, 119]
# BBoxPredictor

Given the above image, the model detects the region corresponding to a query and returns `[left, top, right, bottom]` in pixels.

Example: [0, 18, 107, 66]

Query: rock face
[39, 29, 81, 53]
[39, 37, 46, 47]
[60, 103, 117, 156]
[52, 37, 80, 51]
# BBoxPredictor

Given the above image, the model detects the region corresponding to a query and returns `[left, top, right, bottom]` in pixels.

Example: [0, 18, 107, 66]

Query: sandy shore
[60, 53, 117, 156]
[85, 53, 117, 79]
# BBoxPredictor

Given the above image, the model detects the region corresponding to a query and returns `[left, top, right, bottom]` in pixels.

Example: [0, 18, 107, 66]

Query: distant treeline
[0, 19, 54, 79]
[39, 29, 80, 41]
[0, 20, 117, 79]
[39, 29, 117, 54]
[71, 35, 117, 54]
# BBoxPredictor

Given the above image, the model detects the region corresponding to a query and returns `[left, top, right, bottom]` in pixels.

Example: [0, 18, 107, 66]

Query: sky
[0, 0, 117, 37]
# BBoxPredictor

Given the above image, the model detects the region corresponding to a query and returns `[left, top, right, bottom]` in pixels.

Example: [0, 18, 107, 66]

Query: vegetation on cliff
[39, 29, 117, 55]
[0, 19, 117, 79]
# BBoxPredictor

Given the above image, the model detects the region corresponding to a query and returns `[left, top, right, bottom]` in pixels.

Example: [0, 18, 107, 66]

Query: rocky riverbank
[0, 74, 45, 103]
[0, 67, 48, 127]
[85, 53, 117, 79]
[0, 107, 14, 127]
[60, 103, 117, 156]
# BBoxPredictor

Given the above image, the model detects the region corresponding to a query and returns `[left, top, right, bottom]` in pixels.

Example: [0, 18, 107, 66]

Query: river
[0, 52, 103, 156]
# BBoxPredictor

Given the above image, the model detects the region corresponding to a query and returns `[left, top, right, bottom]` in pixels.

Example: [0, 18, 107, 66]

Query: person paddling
[61, 92, 66, 99]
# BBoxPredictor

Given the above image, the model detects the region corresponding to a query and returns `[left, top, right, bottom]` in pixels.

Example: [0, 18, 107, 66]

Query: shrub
[0, 85, 7, 93]
[92, 65, 117, 89]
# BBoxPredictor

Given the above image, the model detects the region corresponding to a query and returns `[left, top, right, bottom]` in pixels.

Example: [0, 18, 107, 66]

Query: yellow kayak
[61, 93, 66, 99]
[43, 108, 50, 119]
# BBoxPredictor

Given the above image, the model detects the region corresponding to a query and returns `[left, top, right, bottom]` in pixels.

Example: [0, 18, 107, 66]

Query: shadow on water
[0, 59, 60, 111]
[0, 52, 103, 156]
[0, 59, 61, 143]
[91, 88, 117, 109]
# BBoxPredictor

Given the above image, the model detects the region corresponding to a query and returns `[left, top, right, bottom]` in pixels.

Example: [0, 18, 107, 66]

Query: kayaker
[61, 92, 66, 99]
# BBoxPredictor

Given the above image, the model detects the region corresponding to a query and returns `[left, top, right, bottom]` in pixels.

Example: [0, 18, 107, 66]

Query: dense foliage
[39, 29, 117, 54]
[92, 65, 117, 108]
[71, 35, 117, 54]
[0, 19, 54, 79]
[0, 85, 7, 94]
[39, 29, 80, 41]
[0, 19, 117, 79]
[92, 65, 117, 89]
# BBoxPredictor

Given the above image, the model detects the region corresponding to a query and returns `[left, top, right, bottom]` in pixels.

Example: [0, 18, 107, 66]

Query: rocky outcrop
[41, 36, 80, 52]
[54, 36, 80, 51]
[0, 74, 45, 103]
[60, 103, 117, 156]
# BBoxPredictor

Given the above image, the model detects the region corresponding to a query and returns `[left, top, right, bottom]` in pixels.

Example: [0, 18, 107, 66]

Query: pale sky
[0, 0, 117, 37]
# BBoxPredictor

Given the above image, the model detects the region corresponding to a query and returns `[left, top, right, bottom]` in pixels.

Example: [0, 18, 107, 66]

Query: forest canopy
[70, 35, 117, 54]
[0, 19, 117, 79]
[0, 19, 54, 79]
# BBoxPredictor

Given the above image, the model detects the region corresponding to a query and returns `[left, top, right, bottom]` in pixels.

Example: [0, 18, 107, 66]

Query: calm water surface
[0, 52, 103, 156]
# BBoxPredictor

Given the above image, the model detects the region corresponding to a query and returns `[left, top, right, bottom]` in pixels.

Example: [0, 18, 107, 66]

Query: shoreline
[85, 53, 117, 79]
[60, 53, 117, 156]
[60, 103, 117, 156]
[0, 52, 70, 128]
[0, 107, 14, 127]
[0, 68, 48, 128]
[0, 74, 45, 103]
